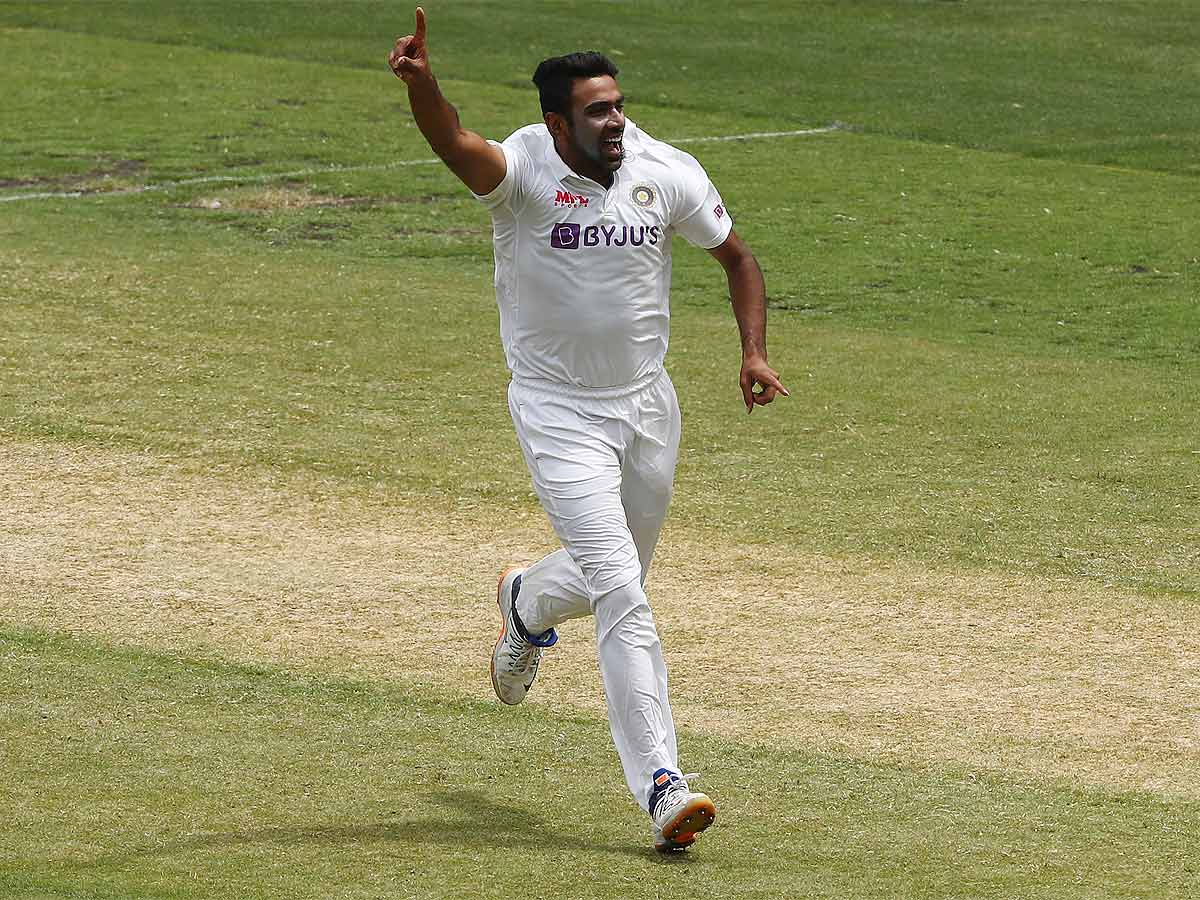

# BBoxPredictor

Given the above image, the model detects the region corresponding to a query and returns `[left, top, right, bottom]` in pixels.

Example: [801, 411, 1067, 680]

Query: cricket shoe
[649, 768, 716, 852]
[490, 566, 558, 705]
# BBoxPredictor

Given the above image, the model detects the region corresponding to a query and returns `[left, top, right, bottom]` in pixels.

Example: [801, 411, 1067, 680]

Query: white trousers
[507, 370, 681, 812]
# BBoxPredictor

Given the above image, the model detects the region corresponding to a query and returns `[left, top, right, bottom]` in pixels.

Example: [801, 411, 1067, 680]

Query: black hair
[532, 52, 619, 117]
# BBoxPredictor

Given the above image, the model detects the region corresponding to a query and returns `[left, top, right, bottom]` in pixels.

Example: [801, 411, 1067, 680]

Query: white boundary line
[0, 124, 844, 204]
[674, 124, 843, 144]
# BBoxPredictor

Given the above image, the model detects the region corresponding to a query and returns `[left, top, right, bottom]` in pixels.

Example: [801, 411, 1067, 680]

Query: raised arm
[388, 7, 506, 195]
[707, 230, 790, 414]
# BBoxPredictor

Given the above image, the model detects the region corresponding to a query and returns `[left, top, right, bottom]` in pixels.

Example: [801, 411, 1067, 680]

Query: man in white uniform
[389, 8, 788, 852]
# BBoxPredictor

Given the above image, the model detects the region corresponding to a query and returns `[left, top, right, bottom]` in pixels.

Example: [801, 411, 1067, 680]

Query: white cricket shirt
[473, 120, 732, 389]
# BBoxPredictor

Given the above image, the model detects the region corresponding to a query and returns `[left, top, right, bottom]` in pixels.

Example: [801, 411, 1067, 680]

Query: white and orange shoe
[490, 566, 558, 705]
[649, 769, 716, 852]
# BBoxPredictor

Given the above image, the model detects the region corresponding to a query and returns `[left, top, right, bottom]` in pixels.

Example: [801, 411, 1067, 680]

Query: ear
[544, 111, 569, 140]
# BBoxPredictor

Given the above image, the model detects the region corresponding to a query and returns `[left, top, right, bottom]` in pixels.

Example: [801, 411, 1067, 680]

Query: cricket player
[389, 7, 788, 851]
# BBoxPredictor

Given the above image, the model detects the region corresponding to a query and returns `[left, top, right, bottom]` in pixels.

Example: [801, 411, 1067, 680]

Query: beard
[570, 124, 625, 170]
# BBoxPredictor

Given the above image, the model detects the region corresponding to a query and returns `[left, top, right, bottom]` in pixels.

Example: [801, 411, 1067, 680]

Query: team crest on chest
[631, 184, 656, 208]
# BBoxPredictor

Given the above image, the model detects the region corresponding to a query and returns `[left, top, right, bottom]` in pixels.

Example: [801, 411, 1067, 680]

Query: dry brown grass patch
[3, 440, 1197, 798]
[185, 185, 376, 211]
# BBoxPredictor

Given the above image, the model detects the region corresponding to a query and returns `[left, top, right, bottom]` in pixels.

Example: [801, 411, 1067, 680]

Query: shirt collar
[542, 134, 576, 183]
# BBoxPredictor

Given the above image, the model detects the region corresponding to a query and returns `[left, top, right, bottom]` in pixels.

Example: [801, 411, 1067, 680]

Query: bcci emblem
[631, 184, 656, 208]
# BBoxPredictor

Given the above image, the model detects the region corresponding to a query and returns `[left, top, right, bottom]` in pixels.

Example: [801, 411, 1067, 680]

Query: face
[551, 75, 626, 180]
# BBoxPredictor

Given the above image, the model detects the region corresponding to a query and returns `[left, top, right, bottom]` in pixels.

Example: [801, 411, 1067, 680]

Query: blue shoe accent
[648, 767, 686, 816]
[508, 574, 558, 648]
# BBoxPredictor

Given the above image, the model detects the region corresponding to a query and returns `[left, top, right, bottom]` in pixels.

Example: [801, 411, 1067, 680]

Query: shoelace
[504, 617, 539, 667]
[506, 641, 537, 666]
[661, 773, 702, 807]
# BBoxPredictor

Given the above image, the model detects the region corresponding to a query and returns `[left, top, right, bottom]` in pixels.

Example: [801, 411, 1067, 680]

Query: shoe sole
[490, 565, 526, 705]
[656, 794, 716, 852]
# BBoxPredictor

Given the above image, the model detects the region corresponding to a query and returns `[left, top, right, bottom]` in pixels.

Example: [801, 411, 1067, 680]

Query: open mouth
[601, 136, 624, 159]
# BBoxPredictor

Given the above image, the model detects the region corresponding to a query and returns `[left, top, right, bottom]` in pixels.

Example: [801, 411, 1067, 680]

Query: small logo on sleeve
[550, 222, 581, 250]
[714, 203, 725, 219]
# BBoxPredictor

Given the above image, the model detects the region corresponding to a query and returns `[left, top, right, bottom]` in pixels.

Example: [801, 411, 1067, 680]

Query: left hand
[740, 356, 789, 414]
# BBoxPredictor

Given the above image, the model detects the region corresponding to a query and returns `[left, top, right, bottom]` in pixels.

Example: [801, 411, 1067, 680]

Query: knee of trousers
[568, 531, 645, 602]
[593, 580, 659, 647]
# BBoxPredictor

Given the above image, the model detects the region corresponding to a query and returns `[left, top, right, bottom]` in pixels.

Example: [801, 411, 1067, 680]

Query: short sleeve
[670, 155, 733, 250]
[472, 139, 531, 212]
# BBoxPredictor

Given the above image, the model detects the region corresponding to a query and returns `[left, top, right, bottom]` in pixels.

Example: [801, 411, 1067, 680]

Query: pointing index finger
[415, 6, 426, 43]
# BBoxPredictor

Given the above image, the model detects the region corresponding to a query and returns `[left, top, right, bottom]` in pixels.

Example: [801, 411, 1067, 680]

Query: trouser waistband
[511, 368, 664, 400]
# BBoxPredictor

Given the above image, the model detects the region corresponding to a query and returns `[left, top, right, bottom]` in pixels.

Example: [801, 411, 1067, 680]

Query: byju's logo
[548, 222, 662, 251]
[550, 222, 581, 250]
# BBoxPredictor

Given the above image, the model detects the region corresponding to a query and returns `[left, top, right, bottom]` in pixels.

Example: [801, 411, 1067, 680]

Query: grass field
[2, 2, 1198, 897]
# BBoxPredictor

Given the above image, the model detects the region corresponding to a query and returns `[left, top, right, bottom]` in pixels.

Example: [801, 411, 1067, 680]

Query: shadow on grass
[70, 789, 696, 868]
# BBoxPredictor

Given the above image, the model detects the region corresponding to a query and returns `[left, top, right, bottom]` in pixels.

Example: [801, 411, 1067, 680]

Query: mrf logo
[549, 222, 661, 251]
[554, 189, 589, 208]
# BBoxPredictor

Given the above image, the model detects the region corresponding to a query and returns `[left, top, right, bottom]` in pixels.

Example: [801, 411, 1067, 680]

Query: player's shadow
[74, 789, 689, 866]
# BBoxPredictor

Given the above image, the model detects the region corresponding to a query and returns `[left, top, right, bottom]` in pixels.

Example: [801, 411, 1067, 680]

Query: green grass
[4, 1, 1200, 174]
[2, 126, 1196, 593]
[2, 2, 1199, 895]
[3, 628, 1198, 900]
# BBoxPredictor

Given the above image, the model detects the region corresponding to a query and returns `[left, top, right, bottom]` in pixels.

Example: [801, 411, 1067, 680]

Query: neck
[554, 141, 614, 189]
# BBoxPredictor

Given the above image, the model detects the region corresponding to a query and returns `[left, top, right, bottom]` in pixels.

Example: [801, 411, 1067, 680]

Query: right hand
[740, 355, 789, 415]
[388, 7, 429, 84]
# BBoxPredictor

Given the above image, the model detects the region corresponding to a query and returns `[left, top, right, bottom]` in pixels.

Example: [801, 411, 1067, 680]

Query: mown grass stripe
[0, 127, 845, 204]
[3, 626, 1198, 899]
